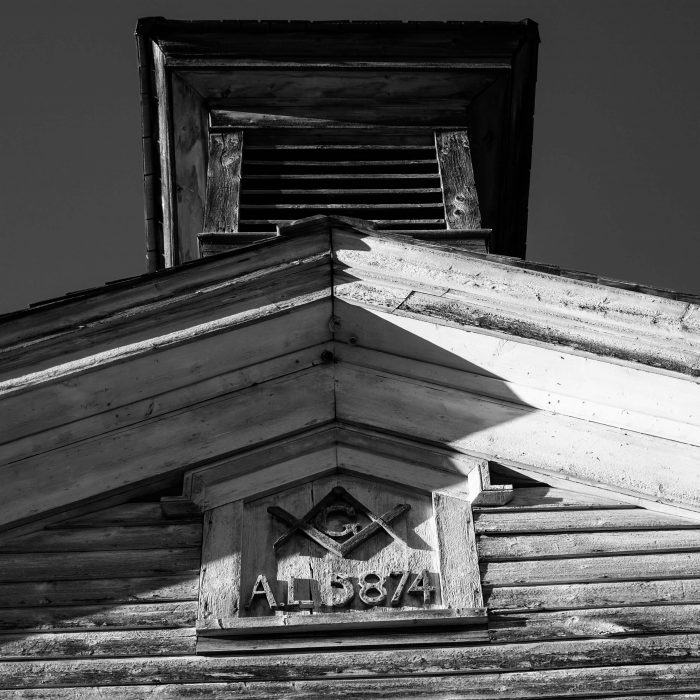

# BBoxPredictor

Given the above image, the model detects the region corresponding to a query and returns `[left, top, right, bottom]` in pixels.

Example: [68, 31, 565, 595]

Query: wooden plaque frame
[196, 475, 489, 653]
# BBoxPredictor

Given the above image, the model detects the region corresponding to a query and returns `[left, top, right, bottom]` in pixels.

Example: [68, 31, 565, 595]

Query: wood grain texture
[481, 551, 700, 586]
[242, 130, 438, 149]
[479, 529, 700, 560]
[145, 21, 530, 63]
[1, 302, 331, 454]
[140, 18, 537, 261]
[435, 130, 482, 229]
[197, 626, 488, 653]
[172, 71, 208, 263]
[433, 491, 483, 608]
[183, 426, 337, 506]
[473, 486, 634, 512]
[330, 227, 700, 378]
[484, 578, 700, 612]
[153, 43, 176, 265]
[489, 605, 700, 642]
[0, 602, 197, 631]
[204, 132, 243, 233]
[194, 446, 336, 510]
[184, 69, 495, 103]
[0, 636, 697, 687]
[0, 628, 195, 659]
[2, 672, 699, 698]
[0, 575, 198, 609]
[0, 549, 200, 583]
[198, 502, 242, 627]
[0, 228, 329, 361]
[475, 508, 700, 533]
[0, 525, 201, 553]
[50, 504, 170, 528]
[207, 608, 486, 636]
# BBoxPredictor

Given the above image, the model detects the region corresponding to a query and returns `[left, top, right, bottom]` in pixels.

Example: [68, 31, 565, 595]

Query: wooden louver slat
[238, 138, 447, 235]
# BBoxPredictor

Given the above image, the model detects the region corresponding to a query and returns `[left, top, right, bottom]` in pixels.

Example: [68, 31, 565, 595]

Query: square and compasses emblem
[267, 485, 411, 558]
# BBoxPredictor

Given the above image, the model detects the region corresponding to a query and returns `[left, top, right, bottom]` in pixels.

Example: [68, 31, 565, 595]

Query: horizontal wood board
[1, 475, 699, 696]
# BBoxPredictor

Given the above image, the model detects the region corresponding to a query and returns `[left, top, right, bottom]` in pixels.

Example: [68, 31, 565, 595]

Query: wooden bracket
[468, 462, 513, 507]
[198, 130, 245, 258]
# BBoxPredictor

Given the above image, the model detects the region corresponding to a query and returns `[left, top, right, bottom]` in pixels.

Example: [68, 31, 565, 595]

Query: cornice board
[330, 226, 700, 376]
[181, 425, 488, 510]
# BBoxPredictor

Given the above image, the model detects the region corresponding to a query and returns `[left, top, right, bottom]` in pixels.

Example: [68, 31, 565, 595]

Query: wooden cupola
[136, 19, 539, 268]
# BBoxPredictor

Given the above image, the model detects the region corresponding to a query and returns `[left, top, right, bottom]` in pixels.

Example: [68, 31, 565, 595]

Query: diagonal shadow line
[0, 223, 544, 660]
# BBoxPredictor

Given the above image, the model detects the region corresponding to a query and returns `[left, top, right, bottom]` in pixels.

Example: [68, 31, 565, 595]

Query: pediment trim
[171, 424, 512, 512]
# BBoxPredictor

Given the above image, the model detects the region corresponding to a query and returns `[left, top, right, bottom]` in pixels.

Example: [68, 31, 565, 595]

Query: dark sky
[1, 1, 698, 314]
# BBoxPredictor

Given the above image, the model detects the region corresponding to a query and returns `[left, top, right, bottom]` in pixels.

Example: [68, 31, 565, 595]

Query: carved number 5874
[353, 569, 434, 606]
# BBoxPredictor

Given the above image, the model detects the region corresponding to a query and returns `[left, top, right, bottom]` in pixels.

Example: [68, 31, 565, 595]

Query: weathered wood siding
[0, 501, 201, 693]
[1, 487, 699, 697]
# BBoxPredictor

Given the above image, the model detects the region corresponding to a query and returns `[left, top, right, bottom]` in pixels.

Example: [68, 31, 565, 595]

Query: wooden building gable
[1, 217, 699, 535]
[2, 16, 699, 697]
[1, 215, 699, 695]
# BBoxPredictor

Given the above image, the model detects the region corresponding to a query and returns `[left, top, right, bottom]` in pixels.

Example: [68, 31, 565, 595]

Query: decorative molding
[330, 225, 700, 377]
[468, 463, 513, 507]
[179, 425, 489, 511]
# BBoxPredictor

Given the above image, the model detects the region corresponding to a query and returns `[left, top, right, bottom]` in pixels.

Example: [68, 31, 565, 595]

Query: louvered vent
[238, 142, 447, 235]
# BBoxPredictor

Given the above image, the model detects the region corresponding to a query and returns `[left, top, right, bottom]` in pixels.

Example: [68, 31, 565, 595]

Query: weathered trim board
[195, 469, 492, 651]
